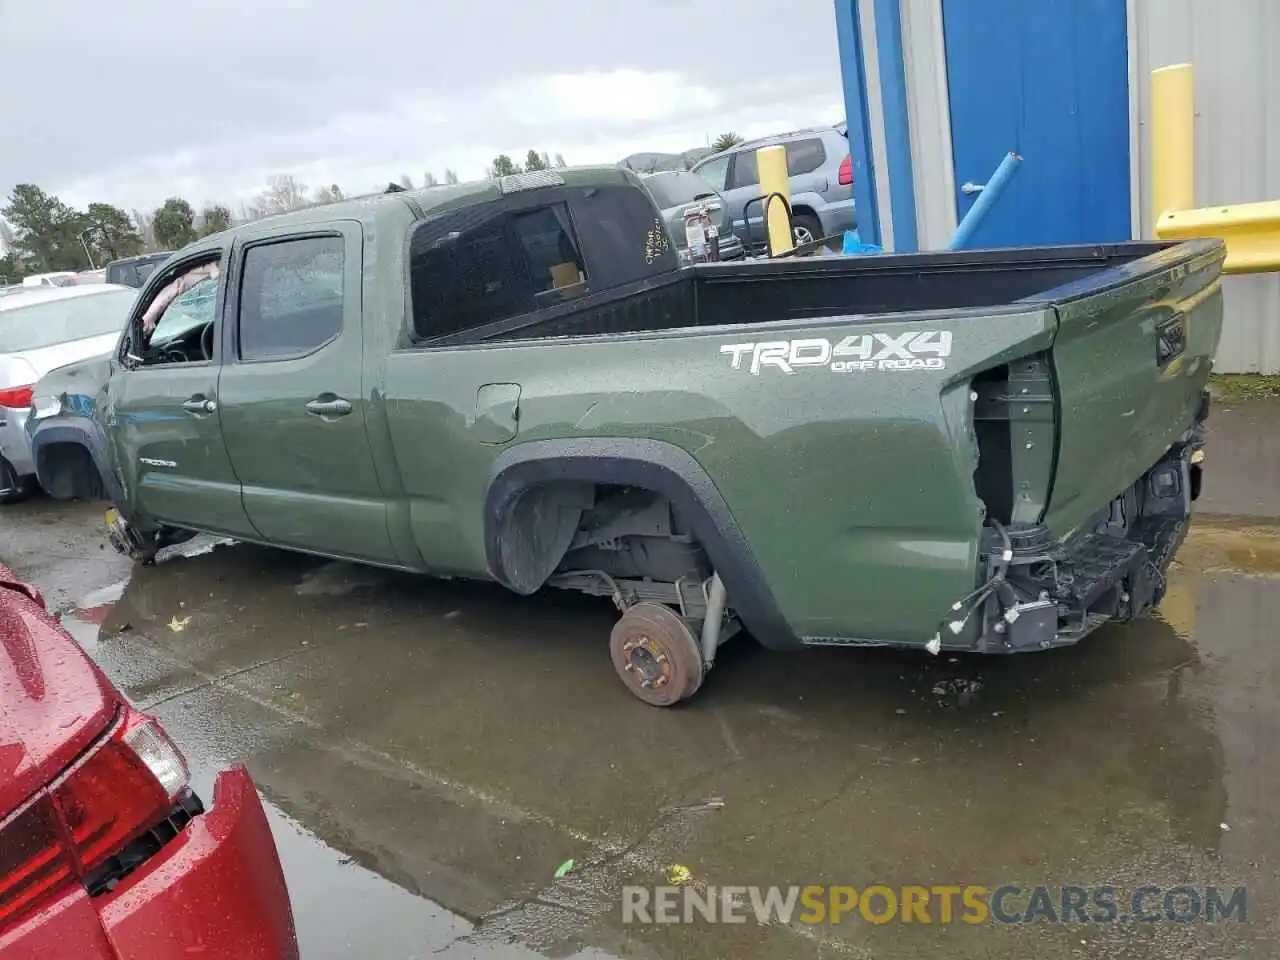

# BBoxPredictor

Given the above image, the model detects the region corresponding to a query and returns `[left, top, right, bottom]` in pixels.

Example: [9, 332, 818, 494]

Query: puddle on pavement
[48, 520, 1280, 959]
[177, 758, 619, 960]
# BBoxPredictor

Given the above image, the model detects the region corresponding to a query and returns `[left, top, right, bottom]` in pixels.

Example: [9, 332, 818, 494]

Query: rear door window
[409, 187, 676, 343]
[785, 138, 827, 175]
[410, 211, 535, 339]
[728, 152, 760, 190]
[238, 236, 344, 361]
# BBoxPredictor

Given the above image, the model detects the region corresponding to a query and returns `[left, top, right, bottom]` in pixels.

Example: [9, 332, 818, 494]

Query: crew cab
[27, 167, 1225, 706]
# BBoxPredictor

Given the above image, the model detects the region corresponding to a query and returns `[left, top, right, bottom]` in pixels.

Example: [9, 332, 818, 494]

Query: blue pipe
[948, 152, 1023, 250]
[834, 0, 881, 248]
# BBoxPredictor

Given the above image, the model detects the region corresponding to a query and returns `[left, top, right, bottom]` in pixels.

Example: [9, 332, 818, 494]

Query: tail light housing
[838, 154, 853, 186]
[0, 708, 189, 929]
[0, 385, 34, 409]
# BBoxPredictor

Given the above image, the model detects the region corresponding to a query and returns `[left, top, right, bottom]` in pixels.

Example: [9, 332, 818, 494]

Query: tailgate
[1043, 239, 1225, 537]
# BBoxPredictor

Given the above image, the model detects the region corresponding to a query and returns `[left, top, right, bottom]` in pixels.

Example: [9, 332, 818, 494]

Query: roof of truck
[227, 165, 640, 236]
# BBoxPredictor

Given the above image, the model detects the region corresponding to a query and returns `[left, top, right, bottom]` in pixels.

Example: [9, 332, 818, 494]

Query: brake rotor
[609, 602, 704, 707]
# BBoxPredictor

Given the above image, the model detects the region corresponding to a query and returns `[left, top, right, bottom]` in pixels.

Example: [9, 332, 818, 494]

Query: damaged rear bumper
[973, 394, 1207, 654]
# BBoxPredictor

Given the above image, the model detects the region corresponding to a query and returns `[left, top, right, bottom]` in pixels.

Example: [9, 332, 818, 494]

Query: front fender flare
[29, 416, 127, 512]
[484, 438, 801, 650]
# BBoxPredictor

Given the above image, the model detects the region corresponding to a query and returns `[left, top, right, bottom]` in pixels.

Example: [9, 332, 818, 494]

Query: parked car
[105, 252, 173, 289]
[641, 170, 745, 263]
[691, 125, 855, 250]
[0, 564, 299, 957]
[26, 167, 1224, 708]
[19, 272, 78, 289]
[0, 285, 137, 502]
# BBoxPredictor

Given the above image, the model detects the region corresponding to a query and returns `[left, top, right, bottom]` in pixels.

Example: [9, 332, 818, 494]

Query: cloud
[1, 0, 846, 213]
[489, 70, 721, 125]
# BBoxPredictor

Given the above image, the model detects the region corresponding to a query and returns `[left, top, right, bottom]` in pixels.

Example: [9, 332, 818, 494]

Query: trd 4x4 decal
[719, 331, 953, 375]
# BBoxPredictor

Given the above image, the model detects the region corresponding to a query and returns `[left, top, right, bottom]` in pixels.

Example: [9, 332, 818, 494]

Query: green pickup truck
[27, 167, 1225, 706]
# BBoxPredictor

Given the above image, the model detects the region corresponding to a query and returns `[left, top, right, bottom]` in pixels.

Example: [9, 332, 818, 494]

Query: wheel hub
[609, 602, 706, 707]
[621, 635, 672, 689]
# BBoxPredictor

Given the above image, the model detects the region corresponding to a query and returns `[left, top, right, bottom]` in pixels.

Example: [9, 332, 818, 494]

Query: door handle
[182, 396, 216, 415]
[305, 396, 353, 418]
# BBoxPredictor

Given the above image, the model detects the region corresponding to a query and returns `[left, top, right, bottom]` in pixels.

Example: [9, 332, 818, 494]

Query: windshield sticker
[720, 332, 953, 375]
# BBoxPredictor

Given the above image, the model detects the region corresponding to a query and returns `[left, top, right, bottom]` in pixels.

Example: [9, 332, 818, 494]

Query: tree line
[0, 150, 566, 285]
[487, 150, 568, 178]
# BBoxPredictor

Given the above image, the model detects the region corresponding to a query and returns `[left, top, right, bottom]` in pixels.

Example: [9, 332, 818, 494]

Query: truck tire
[609, 602, 705, 707]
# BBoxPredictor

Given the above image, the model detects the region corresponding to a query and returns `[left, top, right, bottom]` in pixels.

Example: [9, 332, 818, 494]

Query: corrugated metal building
[834, 0, 1280, 372]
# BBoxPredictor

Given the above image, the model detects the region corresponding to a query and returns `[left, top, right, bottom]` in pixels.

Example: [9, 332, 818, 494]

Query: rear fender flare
[484, 438, 801, 650]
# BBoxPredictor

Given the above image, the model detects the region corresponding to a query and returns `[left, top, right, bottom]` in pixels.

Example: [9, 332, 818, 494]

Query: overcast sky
[0, 0, 846, 214]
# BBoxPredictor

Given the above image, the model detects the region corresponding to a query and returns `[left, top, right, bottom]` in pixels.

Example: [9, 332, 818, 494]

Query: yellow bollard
[756, 145, 794, 256]
[1151, 63, 1195, 226]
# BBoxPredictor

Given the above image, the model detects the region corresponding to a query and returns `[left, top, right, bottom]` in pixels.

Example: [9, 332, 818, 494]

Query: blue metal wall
[834, 0, 1133, 251]
[943, 0, 1131, 247]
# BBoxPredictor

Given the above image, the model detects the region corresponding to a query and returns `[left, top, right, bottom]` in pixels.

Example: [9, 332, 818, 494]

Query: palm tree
[711, 132, 745, 153]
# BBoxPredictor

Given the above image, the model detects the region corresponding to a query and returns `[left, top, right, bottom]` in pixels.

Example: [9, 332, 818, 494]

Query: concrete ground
[3, 399, 1279, 959]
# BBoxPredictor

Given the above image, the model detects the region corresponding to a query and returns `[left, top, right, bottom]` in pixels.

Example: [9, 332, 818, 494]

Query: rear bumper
[676, 233, 745, 264]
[716, 233, 746, 260]
[798, 394, 1209, 654]
[974, 404, 1208, 654]
[0, 767, 299, 960]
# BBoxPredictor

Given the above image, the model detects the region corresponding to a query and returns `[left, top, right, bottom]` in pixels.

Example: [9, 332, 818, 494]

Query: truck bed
[392, 237, 1224, 651]
[423, 241, 1182, 345]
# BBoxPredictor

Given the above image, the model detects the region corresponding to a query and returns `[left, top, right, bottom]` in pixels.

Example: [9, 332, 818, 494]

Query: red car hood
[0, 565, 120, 818]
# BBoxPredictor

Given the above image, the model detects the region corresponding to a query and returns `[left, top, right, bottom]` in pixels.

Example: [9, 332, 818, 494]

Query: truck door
[216, 224, 397, 563]
[107, 253, 255, 538]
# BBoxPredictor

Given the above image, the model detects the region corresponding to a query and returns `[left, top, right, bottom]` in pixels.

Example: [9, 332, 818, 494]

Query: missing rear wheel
[609, 602, 704, 707]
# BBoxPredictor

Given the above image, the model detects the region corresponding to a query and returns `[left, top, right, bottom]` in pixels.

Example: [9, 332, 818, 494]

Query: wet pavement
[1199, 397, 1280, 518]
[3, 408, 1280, 959]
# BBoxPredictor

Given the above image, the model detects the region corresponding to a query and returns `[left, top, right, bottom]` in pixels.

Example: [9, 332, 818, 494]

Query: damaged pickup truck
[27, 166, 1225, 706]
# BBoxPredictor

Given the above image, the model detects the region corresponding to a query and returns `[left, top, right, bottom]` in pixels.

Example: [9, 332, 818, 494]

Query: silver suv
[691, 125, 855, 249]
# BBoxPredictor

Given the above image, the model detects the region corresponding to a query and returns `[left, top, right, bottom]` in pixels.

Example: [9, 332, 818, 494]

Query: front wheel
[609, 602, 705, 707]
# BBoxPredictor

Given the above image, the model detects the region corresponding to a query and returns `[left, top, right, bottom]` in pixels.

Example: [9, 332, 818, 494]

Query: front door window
[130, 260, 221, 366]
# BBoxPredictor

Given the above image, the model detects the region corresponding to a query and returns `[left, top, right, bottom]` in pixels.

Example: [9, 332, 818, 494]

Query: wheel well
[483, 440, 801, 649]
[494, 481, 710, 596]
[790, 204, 820, 224]
[37, 442, 105, 501]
